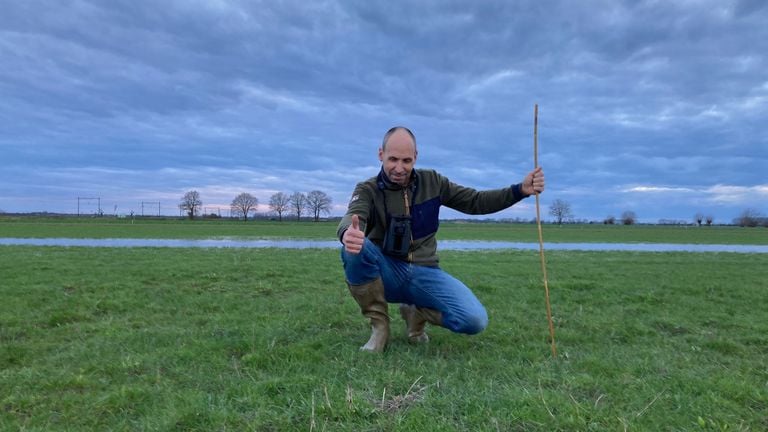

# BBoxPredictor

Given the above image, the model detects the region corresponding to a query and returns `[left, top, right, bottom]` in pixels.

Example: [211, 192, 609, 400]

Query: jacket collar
[377, 167, 418, 192]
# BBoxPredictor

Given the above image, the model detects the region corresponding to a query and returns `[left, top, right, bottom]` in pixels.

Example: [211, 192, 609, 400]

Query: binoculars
[382, 214, 412, 258]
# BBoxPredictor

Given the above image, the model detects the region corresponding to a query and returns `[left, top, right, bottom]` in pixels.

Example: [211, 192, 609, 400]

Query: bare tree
[705, 215, 714, 226]
[269, 192, 290, 221]
[289, 192, 306, 221]
[548, 199, 573, 225]
[604, 215, 616, 225]
[694, 212, 704, 227]
[621, 210, 637, 225]
[736, 208, 762, 227]
[305, 190, 333, 222]
[231, 193, 258, 221]
[179, 190, 202, 219]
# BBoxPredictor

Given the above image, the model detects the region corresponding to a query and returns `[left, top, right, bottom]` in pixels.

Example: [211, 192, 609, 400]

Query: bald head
[379, 126, 418, 186]
[381, 126, 416, 152]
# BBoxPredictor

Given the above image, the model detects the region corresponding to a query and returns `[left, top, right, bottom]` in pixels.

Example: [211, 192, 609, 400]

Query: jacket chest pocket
[411, 197, 441, 240]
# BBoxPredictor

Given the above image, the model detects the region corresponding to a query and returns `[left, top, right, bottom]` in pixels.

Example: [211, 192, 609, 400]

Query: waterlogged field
[1, 245, 767, 430]
[1, 216, 766, 244]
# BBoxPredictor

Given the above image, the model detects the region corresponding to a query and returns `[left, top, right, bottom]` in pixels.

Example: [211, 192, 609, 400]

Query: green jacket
[337, 168, 528, 266]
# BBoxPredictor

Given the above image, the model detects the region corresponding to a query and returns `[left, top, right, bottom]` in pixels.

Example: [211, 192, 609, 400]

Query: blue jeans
[341, 238, 488, 334]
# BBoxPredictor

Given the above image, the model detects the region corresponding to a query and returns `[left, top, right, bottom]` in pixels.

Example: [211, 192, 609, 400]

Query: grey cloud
[1, 0, 766, 222]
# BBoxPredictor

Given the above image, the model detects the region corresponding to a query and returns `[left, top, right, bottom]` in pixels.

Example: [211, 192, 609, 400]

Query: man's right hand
[342, 214, 365, 254]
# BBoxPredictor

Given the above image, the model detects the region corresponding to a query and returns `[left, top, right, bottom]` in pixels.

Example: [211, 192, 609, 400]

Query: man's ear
[378, 147, 384, 162]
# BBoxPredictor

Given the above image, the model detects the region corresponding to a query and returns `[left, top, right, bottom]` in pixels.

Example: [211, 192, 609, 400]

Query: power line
[141, 201, 161, 216]
[77, 197, 101, 216]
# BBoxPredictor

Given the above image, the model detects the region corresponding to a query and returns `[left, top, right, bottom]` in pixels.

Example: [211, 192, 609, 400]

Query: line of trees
[548, 199, 642, 225]
[184, 192, 765, 227]
[601, 211, 636, 225]
[548, 199, 638, 226]
[552, 199, 766, 227]
[179, 190, 332, 221]
[267, 191, 334, 222]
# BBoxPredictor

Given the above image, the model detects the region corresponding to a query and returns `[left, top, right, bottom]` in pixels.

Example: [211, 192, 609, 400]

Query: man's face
[379, 130, 417, 186]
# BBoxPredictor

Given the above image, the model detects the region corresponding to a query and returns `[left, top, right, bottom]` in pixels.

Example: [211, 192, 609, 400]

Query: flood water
[1, 238, 767, 253]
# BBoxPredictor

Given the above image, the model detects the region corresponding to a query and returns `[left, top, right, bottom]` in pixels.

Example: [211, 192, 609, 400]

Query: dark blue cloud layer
[1, 1, 766, 222]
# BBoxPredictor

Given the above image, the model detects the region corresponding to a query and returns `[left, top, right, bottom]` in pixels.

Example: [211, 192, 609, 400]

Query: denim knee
[455, 308, 488, 335]
[340, 239, 384, 285]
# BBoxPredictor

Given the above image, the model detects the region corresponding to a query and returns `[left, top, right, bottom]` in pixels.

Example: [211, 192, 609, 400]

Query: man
[337, 126, 545, 352]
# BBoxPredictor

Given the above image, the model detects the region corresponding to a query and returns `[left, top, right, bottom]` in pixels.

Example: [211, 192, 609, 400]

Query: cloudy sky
[1, 0, 766, 223]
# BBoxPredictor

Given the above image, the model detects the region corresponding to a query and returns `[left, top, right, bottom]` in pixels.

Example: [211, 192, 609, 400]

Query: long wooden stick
[533, 104, 557, 358]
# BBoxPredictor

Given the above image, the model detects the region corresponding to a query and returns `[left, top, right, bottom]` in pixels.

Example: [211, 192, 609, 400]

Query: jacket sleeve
[439, 173, 528, 215]
[336, 182, 375, 241]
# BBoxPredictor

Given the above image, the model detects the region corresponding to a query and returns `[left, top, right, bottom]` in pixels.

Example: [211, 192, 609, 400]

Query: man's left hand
[521, 167, 545, 196]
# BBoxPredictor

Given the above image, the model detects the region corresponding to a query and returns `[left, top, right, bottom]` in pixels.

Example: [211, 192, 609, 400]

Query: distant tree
[179, 190, 202, 219]
[289, 192, 307, 221]
[705, 215, 714, 226]
[736, 208, 762, 227]
[269, 192, 290, 221]
[621, 210, 637, 225]
[231, 193, 258, 221]
[604, 215, 616, 225]
[548, 199, 573, 225]
[694, 212, 704, 227]
[305, 190, 332, 222]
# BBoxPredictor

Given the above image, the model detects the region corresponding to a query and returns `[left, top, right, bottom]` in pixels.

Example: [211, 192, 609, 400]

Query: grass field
[1, 216, 766, 244]
[2, 244, 767, 430]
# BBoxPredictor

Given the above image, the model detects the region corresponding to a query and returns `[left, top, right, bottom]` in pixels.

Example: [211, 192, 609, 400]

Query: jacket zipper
[404, 188, 413, 262]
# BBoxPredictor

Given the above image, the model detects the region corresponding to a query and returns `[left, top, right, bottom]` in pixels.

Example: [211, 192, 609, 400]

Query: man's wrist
[512, 183, 528, 200]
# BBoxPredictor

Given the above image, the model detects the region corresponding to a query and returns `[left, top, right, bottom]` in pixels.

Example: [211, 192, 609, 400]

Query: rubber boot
[347, 278, 390, 353]
[399, 304, 443, 343]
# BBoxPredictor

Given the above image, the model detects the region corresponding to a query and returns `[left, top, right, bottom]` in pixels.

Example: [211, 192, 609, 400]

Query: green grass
[1, 246, 766, 430]
[438, 221, 768, 244]
[0, 217, 336, 240]
[1, 216, 766, 244]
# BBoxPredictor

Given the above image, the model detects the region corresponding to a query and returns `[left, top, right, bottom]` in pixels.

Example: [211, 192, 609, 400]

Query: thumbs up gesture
[342, 214, 365, 254]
